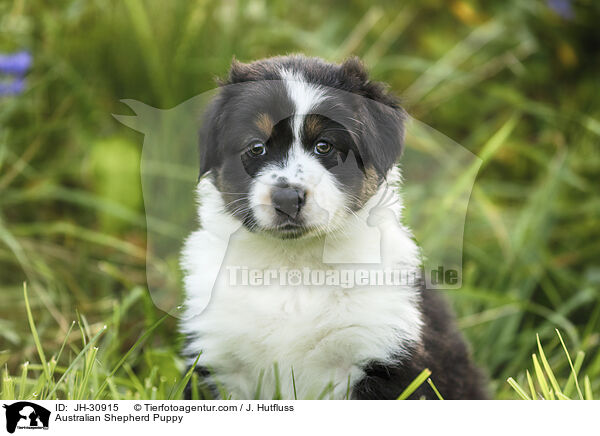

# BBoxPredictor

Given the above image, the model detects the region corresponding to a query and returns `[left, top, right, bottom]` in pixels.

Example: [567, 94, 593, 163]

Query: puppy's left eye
[247, 142, 267, 157]
[314, 140, 333, 156]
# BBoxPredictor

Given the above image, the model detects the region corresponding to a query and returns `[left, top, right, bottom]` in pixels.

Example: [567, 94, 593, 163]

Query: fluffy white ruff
[180, 170, 423, 399]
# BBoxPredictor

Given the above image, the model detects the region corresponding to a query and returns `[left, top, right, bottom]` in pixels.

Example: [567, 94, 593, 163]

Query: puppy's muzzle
[271, 185, 306, 219]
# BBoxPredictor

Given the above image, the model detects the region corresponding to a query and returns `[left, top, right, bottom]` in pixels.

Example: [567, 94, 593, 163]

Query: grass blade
[23, 283, 51, 383]
[291, 367, 298, 400]
[18, 362, 29, 400]
[76, 346, 98, 399]
[2, 367, 15, 400]
[507, 377, 531, 400]
[583, 376, 593, 400]
[526, 370, 537, 400]
[532, 354, 552, 400]
[397, 368, 431, 400]
[563, 350, 584, 397]
[536, 333, 562, 396]
[427, 378, 444, 400]
[317, 382, 334, 400]
[168, 352, 201, 400]
[272, 362, 282, 400]
[556, 329, 583, 400]
[254, 369, 265, 400]
[93, 312, 169, 399]
[46, 325, 107, 399]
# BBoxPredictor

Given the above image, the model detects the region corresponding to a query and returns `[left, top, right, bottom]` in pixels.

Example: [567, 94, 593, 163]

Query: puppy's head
[199, 55, 405, 238]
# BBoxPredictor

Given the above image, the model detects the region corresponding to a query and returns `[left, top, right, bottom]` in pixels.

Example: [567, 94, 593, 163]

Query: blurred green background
[1, 0, 599, 399]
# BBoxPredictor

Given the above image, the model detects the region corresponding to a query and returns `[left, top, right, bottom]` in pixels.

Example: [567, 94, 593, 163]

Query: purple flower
[0, 51, 31, 96]
[547, 0, 574, 20]
[0, 51, 32, 75]
[0, 77, 26, 96]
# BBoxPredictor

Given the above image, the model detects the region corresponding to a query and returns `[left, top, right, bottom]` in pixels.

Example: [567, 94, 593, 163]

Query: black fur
[199, 55, 405, 179]
[353, 289, 488, 399]
[184, 55, 488, 400]
[196, 54, 407, 237]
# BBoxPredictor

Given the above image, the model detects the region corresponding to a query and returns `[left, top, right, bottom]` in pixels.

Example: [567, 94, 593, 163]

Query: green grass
[1, 0, 599, 400]
[507, 330, 595, 400]
[1, 283, 594, 400]
[0, 283, 178, 400]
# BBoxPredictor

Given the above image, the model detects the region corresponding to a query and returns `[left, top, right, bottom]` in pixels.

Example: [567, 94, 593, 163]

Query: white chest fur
[180, 178, 423, 399]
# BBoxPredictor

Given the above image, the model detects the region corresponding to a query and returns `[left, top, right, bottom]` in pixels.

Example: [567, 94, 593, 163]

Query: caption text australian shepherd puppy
[180, 55, 487, 400]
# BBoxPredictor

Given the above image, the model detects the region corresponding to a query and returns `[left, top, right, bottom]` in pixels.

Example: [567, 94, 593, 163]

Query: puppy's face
[199, 56, 405, 238]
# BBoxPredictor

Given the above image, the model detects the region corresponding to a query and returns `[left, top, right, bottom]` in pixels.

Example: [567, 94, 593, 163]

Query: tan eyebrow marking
[255, 113, 274, 136]
[304, 114, 323, 139]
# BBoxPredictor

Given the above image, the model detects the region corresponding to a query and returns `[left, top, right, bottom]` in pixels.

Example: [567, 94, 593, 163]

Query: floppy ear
[361, 99, 406, 177]
[339, 57, 406, 176]
[200, 57, 256, 178]
[198, 95, 224, 178]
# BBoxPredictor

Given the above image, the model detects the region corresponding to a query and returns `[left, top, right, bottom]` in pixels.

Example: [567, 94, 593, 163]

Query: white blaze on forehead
[247, 69, 345, 232]
[279, 68, 326, 142]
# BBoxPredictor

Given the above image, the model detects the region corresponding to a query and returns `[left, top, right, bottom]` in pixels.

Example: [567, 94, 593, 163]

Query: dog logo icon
[2, 402, 50, 433]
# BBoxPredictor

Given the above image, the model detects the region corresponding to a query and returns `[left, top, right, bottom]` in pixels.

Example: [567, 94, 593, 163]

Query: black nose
[271, 186, 305, 219]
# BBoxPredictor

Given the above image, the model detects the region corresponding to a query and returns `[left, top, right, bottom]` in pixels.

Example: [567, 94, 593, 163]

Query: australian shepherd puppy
[180, 55, 487, 399]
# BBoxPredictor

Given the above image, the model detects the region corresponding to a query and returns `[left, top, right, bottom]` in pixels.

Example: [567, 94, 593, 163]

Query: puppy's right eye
[247, 142, 267, 157]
